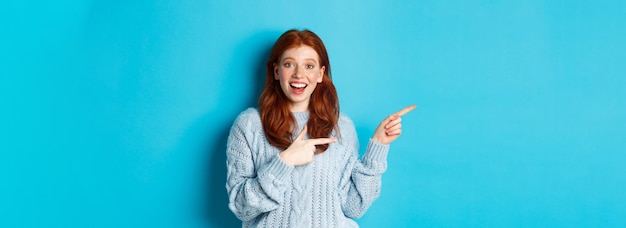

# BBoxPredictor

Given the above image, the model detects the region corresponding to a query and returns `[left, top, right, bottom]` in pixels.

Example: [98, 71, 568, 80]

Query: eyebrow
[281, 57, 318, 64]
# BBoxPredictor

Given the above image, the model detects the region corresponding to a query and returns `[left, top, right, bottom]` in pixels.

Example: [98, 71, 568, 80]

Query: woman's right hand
[279, 125, 337, 166]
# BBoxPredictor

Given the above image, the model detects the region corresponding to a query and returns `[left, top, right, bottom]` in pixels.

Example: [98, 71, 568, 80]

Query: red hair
[258, 29, 339, 154]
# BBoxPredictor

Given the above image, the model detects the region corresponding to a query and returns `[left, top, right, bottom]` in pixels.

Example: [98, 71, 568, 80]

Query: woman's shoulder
[232, 107, 262, 128]
[336, 112, 358, 143]
[339, 112, 354, 123]
[239, 107, 260, 118]
[338, 112, 356, 130]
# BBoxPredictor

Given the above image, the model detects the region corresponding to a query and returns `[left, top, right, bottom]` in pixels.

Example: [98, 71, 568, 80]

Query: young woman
[226, 29, 415, 227]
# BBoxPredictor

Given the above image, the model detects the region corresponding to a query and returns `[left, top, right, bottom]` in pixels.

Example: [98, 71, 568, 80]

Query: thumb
[382, 114, 396, 126]
[296, 125, 307, 141]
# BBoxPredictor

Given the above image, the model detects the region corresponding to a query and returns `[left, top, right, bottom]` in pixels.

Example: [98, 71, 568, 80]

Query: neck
[289, 102, 309, 112]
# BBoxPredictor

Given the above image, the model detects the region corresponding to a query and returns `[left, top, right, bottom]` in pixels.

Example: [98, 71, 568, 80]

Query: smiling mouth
[290, 83, 307, 89]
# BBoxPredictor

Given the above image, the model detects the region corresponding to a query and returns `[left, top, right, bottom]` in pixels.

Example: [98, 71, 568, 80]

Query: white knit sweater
[226, 108, 389, 227]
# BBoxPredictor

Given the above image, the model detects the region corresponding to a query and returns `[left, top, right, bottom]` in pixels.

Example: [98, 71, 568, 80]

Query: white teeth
[290, 83, 306, 88]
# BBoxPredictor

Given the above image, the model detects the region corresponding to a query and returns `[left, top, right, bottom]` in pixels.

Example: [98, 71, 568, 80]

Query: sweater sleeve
[339, 118, 390, 219]
[225, 111, 294, 222]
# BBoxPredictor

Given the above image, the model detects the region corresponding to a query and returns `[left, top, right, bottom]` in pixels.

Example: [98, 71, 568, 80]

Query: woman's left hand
[372, 105, 416, 145]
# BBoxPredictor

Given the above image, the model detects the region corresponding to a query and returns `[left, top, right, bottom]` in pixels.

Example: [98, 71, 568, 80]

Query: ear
[273, 63, 279, 80]
[317, 66, 325, 83]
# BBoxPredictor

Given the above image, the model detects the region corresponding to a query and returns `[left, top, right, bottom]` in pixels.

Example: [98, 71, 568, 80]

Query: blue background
[2, 0, 625, 227]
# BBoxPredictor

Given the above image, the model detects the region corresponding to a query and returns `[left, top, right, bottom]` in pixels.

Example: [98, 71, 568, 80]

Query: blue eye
[284, 63, 293, 67]
[306, 64, 314, 69]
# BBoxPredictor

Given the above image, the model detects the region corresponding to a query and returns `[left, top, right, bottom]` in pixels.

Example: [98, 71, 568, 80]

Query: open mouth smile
[289, 82, 308, 94]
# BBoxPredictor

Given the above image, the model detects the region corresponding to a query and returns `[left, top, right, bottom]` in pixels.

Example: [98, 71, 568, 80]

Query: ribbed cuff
[362, 139, 390, 170]
[262, 154, 294, 183]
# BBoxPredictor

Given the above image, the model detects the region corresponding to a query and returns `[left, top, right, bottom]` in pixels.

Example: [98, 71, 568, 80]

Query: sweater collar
[292, 111, 309, 123]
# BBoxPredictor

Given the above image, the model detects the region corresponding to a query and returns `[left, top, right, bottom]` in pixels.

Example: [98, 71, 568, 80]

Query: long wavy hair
[258, 29, 340, 154]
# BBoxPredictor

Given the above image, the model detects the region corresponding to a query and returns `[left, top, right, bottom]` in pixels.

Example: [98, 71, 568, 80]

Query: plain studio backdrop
[1, 1, 625, 227]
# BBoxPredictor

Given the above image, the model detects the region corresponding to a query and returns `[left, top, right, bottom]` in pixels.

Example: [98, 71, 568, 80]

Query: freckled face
[274, 45, 326, 112]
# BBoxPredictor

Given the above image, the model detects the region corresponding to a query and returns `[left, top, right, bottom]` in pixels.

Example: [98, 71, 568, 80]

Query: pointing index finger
[296, 125, 308, 141]
[309, 138, 337, 145]
[394, 104, 417, 117]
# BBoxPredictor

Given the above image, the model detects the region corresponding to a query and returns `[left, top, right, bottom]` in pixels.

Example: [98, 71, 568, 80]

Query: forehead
[280, 45, 320, 61]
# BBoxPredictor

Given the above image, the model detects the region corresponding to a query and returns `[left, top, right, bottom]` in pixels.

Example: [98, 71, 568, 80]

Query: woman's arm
[226, 112, 294, 222]
[339, 128, 389, 218]
[340, 105, 415, 218]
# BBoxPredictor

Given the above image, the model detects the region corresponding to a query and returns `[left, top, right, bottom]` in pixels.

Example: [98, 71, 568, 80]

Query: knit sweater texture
[226, 108, 389, 228]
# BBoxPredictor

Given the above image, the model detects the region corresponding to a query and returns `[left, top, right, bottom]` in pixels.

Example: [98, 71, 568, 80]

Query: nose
[291, 65, 303, 78]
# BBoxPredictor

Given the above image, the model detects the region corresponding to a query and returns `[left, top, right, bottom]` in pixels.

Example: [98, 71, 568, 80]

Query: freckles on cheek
[279, 69, 290, 79]
[276, 71, 285, 80]
[313, 74, 321, 82]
